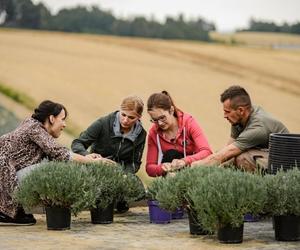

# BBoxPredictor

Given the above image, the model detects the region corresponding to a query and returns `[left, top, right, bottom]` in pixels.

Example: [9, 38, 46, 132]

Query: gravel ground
[0, 207, 299, 250]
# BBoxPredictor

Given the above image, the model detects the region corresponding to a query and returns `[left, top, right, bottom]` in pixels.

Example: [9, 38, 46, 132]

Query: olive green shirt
[231, 106, 289, 151]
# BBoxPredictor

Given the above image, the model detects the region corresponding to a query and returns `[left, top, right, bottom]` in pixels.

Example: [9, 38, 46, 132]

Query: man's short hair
[220, 85, 252, 109]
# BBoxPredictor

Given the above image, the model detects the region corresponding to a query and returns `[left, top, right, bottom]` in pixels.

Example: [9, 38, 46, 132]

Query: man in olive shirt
[191, 85, 289, 171]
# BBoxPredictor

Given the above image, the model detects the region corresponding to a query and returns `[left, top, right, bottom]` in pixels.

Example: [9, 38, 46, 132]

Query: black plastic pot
[90, 202, 114, 224]
[217, 223, 244, 244]
[268, 133, 300, 174]
[187, 208, 211, 235]
[45, 206, 71, 230]
[274, 215, 300, 241]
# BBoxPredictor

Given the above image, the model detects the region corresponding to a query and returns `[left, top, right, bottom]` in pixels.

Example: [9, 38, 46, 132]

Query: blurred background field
[1, 28, 300, 184]
[210, 31, 300, 48]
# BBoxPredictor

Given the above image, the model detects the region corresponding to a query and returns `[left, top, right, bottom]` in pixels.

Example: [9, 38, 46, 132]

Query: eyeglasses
[150, 115, 167, 123]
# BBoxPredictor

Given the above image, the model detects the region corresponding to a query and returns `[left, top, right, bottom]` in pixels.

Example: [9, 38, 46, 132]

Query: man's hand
[191, 143, 242, 167]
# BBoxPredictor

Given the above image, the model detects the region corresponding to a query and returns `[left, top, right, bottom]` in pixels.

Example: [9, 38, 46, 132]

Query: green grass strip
[0, 81, 80, 137]
[0, 82, 35, 109]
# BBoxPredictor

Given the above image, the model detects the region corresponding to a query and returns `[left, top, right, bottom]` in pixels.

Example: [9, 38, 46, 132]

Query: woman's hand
[166, 172, 177, 177]
[100, 158, 118, 166]
[170, 159, 186, 170]
[83, 154, 117, 166]
[161, 162, 172, 172]
[86, 153, 102, 159]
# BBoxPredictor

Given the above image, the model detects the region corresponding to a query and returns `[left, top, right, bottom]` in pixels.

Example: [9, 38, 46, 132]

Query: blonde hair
[120, 95, 144, 117]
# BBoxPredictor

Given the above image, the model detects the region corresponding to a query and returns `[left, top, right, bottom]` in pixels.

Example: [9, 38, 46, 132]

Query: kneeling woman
[0, 100, 103, 225]
[146, 91, 212, 177]
[71, 95, 147, 212]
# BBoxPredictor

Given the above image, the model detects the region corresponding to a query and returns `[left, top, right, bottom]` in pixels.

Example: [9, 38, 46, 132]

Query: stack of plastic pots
[268, 133, 300, 174]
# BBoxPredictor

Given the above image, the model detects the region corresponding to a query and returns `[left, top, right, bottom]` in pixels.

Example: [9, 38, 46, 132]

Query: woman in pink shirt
[146, 91, 212, 177]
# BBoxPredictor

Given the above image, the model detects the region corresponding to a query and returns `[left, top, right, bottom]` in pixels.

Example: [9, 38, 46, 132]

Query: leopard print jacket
[0, 118, 70, 218]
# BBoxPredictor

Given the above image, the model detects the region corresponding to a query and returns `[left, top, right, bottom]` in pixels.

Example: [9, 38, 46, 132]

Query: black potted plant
[264, 167, 300, 241]
[187, 168, 267, 243]
[155, 167, 219, 235]
[118, 172, 146, 207]
[84, 163, 124, 224]
[15, 161, 93, 230]
[83, 162, 145, 224]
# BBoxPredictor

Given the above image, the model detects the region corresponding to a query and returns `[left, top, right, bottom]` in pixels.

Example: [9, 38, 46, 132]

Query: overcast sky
[33, 0, 300, 32]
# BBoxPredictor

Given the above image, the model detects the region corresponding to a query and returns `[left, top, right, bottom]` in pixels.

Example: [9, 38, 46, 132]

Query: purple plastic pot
[171, 207, 184, 219]
[244, 213, 260, 222]
[148, 200, 171, 224]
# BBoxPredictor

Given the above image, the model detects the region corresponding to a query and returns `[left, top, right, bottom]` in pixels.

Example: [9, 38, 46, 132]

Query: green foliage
[0, 0, 45, 29]
[83, 163, 124, 209]
[15, 161, 145, 213]
[155, 175, 183, 211]
[83, 163, 145, 209]
[0, 81, 82, 137]
[0, 82, 35, 110]
[242, 18, 300, 34]
[15, 161, 94, 215]
[155, 167, 221, 212]
[119, 174, 145, 203]
[146, 177, 166, 200]
[1, 1, 214, 41]
[264, 168, 300, 216]
[187, 168, 267, 232]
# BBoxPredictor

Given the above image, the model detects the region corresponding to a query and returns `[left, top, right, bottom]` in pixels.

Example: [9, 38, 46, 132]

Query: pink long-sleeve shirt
[146, 111, 212, 177]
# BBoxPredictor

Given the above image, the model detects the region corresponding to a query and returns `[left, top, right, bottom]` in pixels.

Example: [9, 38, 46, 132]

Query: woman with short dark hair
[0, 100, 104, 226]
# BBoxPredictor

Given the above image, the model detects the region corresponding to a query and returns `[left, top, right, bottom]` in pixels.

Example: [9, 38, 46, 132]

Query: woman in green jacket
[71, 95, 146, 212]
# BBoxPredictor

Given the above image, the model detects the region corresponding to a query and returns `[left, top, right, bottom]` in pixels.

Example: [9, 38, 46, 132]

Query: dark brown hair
[32, 100, 68, 123]
[220, 85, 251, 109]
[147, 90, 180, 116]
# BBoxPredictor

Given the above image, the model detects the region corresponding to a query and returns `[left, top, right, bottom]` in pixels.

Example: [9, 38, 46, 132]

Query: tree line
[0, 0, 215, 41]
[1, 1, 299, 40]
[242, 18, 300, 34]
